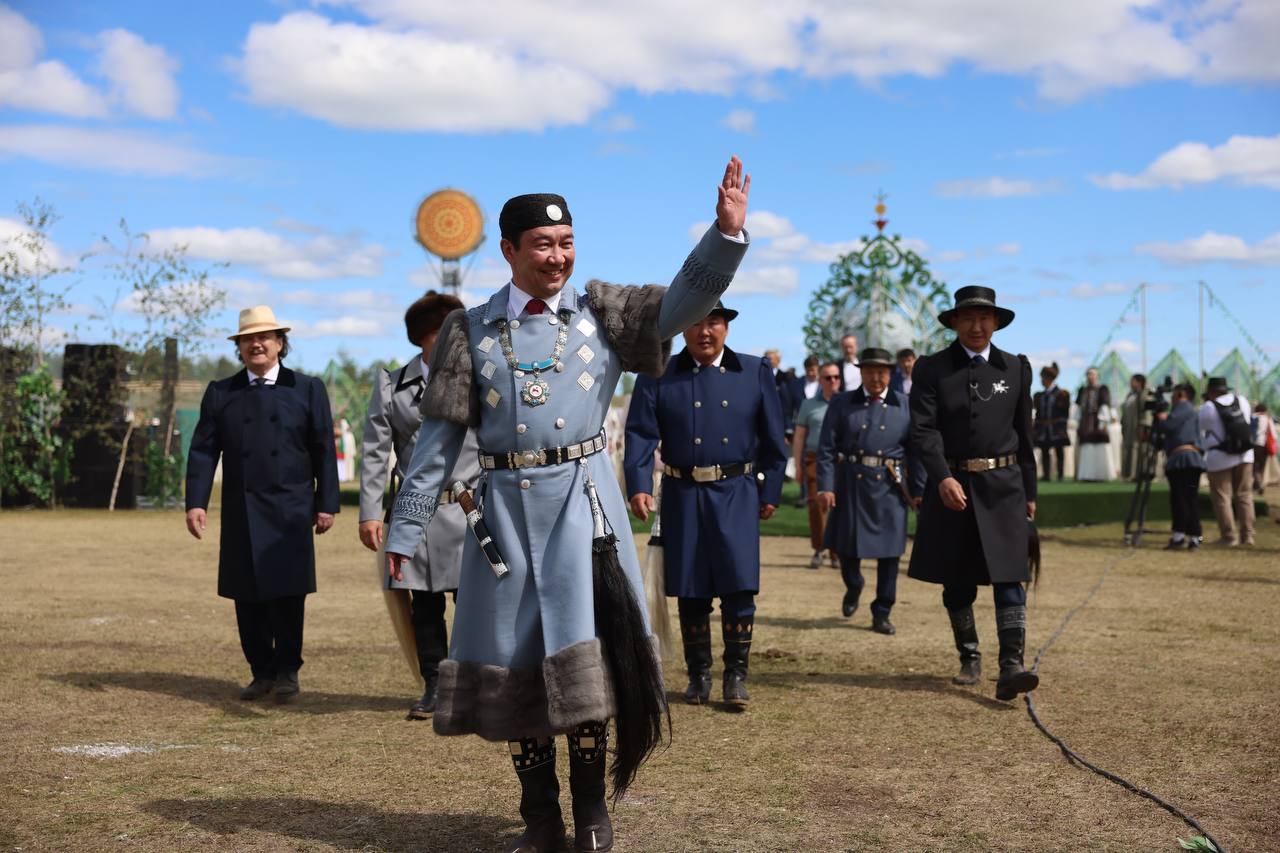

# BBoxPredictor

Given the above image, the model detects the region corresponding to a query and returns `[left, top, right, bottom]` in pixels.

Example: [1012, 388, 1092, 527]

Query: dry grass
[1, 498, 1277, 852]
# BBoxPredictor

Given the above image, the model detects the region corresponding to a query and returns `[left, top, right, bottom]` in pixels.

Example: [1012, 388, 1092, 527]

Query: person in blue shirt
[1155, 383, 1206, 551]
[624, 303, 788, 709]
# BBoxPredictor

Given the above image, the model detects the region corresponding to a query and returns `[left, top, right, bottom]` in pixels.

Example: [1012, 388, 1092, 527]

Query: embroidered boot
[948, 607, 982, 686]
[722, 618, 753, 708]
[568, 721, 613, 852]
[679, 614, 713, 705]
[505, 737, 566, 853]
[995, 605, 1039, 701]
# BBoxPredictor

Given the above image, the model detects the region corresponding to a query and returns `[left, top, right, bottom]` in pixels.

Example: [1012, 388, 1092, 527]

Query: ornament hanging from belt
[497, 309, 571, 407]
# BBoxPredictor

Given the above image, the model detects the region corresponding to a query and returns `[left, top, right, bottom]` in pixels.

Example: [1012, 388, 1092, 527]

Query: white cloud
[96, 28, 180, 119]
[0, 125, 225, 176]
[1092, 133, 1280, 191]
[279, 288, 388, 307]
[230, 1, 1280, 133]
[237, 12, 611, 132]
[730, 264, 799, 295]
[1108, 339, 1141, 354]
[292, 316, 387, 338]
[1068, 281, 1131, 299]
[596, 113, 637, 133]
[147, 225, 388, 280]
[0, 7, 178, 120]
[993, 242, 1021, 256]
[934, 177, 1060, 198]
[722, 108, 756, 134]
[0, 215, 74, 272]
[1136, 231, 1280, 266]
[934, 250, 967, 263]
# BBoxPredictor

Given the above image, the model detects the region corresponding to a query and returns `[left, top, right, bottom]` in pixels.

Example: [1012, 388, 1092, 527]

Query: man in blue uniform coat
[384, 157, 752, 853]
[815, 348, 924, 636]
[908, 286, 1040, 701]
[624, 303, 788, 709]
[185, 306, 340, 703]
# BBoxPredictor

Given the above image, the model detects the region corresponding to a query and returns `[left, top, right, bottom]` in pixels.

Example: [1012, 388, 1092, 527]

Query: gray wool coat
[385, 225, 748, 742]
[359, 355, 481, 592]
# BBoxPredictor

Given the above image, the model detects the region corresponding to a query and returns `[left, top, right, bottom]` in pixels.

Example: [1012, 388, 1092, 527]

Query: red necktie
[870, 395, 881, 404]
[526, 298, 547, 316]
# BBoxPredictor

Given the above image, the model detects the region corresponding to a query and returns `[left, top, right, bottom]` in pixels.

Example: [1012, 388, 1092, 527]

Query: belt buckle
[692, 466, 717, 483]
[567, 443, 582, 460]
[516, 449, 546, 468]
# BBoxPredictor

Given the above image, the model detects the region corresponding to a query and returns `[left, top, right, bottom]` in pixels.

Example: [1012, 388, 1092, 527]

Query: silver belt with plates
[662, 461, 754, 483]
[837, 452, 893, 467]
[479, 431, 607, 470]
[948, 453, 1018, 473]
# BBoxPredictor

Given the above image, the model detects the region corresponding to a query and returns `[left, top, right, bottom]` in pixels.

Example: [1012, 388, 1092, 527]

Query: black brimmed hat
[854, 347, 894, 368]
[705, 300, 738, 322]
[937, 285, 1015, 330]
[1205, 377, 1230, 395]
[499, 193, 572, 241]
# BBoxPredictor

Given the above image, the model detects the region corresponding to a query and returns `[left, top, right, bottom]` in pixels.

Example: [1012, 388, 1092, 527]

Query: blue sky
[2, 0, 1277, 388]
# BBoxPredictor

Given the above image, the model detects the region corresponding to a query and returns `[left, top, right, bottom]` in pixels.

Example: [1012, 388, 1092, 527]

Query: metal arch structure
[802, 197, 950, 362]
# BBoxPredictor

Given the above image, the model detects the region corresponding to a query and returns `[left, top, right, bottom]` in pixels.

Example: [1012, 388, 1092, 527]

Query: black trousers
[1040, 445, 1065, 480]
[410, 589, 450, 682]
[840, 555, 899, 617]
[235, 595, 306, 679]
[942, 582, 1025, 611]
[1168, 468, 1203, 538]
[677, 591, 756, 621]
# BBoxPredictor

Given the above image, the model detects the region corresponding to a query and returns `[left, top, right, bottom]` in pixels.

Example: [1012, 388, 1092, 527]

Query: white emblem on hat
[546, 204, 563, 222]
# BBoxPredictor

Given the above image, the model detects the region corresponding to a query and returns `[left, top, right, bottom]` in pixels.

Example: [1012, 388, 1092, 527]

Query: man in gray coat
[359, 290, 481, 719]
[385, 156, 751, 853]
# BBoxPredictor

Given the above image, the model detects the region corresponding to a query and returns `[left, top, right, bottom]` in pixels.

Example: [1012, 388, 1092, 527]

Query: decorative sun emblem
[993, 380, 1009, 395]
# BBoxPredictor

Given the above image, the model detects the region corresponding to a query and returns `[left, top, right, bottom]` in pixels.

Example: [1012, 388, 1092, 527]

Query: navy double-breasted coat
[907, 342, 1037, 586]
[185, 367, 340, 602]
[815, 388, 924, 559]
[624, 347, 788, 599]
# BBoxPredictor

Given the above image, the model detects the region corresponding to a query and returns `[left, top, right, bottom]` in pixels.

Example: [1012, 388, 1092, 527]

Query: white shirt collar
[248, 362, 281, 384]
[961, 343, 991, 361]
[696, 348, 725, 369]
[507, 281, 562, 319]
[420, 357, 430, 382]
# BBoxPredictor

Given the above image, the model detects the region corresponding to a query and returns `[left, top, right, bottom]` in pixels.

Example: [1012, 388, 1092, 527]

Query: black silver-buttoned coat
[815, 388, 924, 559]
[185, 367, 341, 602]
[359, 357, 481, 592]
[907, 342, 1037, 585]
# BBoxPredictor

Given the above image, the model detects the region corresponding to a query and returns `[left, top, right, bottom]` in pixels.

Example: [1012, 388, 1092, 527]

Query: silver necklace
[497, 309, 571, 406]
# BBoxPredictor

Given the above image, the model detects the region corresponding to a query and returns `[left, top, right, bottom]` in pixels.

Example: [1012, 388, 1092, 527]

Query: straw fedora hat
[228, 305, 291, 340]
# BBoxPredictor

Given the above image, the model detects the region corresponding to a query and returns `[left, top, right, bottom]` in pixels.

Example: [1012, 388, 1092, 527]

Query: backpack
[1210, 397, 1253, 455]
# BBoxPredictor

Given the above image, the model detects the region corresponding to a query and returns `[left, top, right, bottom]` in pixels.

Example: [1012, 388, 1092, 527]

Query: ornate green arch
[802, 199, 950, 361]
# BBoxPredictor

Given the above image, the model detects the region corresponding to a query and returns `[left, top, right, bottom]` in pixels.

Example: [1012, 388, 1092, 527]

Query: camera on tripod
[1125, 376, 1174, 545]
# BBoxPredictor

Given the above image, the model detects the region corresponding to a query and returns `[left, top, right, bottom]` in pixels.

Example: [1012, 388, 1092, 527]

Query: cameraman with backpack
[1200, 377, 1255, 547]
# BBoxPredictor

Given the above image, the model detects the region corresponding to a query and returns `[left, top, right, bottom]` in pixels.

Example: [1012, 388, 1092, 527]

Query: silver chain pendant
[521, 376, 550, 406]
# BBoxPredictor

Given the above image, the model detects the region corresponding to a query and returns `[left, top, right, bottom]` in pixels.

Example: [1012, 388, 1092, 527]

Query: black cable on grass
[1025, 550, 1227, 853]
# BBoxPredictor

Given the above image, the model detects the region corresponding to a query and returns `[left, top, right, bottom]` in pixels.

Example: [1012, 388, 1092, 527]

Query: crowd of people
[179, 156, 1272, 853]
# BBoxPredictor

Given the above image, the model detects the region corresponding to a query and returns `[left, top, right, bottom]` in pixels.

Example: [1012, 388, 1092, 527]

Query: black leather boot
[409, 591, 448, 719]
[407, 674, 437, 720]
[995, 606, 1039, 701]
[722, 618, 753, 708]
[680, 614, 713, 705]
[948, 607, 982, 686]
[568, 721, 613, 852]
[505, 738, 566, 853]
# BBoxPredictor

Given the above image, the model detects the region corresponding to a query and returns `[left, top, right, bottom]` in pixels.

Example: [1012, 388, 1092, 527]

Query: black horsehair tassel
[583, 470, 670, 803]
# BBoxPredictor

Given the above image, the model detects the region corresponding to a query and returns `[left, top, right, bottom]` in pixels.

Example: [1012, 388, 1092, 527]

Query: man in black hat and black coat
[908, 286, 1039, 701]
[624, 301, 788, 709]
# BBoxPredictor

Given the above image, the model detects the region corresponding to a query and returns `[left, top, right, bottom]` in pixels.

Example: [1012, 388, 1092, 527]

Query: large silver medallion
[522, 376, 550, 406]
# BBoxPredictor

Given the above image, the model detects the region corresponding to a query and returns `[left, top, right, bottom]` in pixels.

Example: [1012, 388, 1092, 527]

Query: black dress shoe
[238, 677, 275, 701]
[274, 671, 299, 704]
[871, 614, 896, 635]
[841, 590, 860, 618]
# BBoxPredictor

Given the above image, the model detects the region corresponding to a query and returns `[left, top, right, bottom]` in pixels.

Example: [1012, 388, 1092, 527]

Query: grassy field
[1, 498, 1278, 852]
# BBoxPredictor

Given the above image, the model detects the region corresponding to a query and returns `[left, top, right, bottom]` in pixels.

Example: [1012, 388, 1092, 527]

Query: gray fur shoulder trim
[420, 308, 478, 427]
[432, 638, 617, 741]
[585, 281, 672, 378]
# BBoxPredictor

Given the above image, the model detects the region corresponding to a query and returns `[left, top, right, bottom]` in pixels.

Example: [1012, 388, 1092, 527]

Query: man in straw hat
[358, 290, 481, 719]
[907, 286, 1040, 701]
[624, 300, 788, 710]
[385, 157, 752, 853]
[185, 306, 340, 703]
[815, 347, 924, 636]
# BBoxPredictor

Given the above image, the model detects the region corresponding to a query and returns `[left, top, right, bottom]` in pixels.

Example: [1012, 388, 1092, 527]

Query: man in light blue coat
[385, 157, 751, 853]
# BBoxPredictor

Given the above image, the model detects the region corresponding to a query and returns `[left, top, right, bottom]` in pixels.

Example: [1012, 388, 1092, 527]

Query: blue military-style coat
[815, 387, 924, 559]
[384, 226, 748, 741]
[185, 366, 340, 602]
[623, 347, 787, 599]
